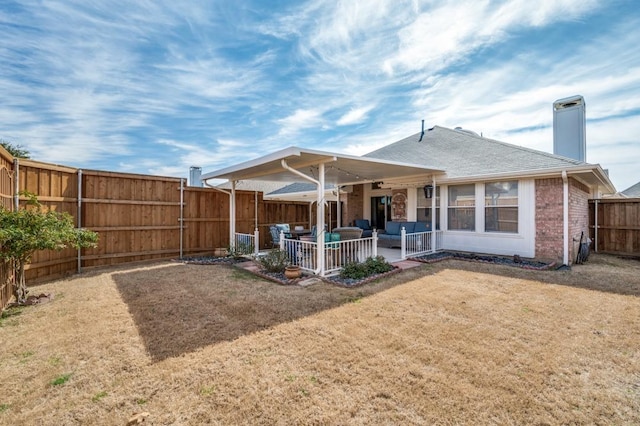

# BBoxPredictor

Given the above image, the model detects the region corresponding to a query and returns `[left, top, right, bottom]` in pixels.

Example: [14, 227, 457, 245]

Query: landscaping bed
[412, 250, 556, 270]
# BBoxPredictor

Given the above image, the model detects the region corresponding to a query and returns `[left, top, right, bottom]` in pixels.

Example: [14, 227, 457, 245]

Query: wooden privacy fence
[1, 153, 327, 309]
[589, 198, 640, 255]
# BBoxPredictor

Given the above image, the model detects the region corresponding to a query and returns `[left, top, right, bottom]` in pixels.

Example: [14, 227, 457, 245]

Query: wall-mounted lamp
[423, 184, 434, 199]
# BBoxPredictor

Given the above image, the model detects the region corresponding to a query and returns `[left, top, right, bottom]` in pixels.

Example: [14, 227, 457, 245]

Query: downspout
[203, 180, 234, 250]
[281, 159, 324, 275]
[562, 171, 569, 266]
[336, 186, 341, 228]
[594, 199, 598, 252]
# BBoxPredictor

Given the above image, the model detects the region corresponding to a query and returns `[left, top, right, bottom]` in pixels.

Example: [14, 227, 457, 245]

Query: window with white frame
[416, 186, 440, 229]
[485, 181, 518, 233]
[448, 184, 475, 231]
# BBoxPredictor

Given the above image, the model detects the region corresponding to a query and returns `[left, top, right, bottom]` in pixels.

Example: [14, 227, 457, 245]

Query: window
[416, 186, 440, 230]
[485, 181, 518, 233]
[448, 184, 475, 231]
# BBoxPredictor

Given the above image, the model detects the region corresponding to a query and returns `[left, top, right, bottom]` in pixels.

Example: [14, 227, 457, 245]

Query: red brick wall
[535, 178, 564, 262]
[535, 177, 591, 263]
[569, 178, 590, 261]
[344, 184, 364, 227]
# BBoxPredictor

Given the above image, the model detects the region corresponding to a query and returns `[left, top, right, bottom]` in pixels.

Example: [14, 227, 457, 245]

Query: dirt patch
[0, 254, 638, 425]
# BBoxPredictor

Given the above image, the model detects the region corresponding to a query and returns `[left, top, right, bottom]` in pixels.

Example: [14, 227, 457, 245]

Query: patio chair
[269, 225, 285, 248]
[275, 223, 292, 237]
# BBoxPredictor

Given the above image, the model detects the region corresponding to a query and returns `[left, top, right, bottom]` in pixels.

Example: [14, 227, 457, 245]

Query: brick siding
[535, 177, 591, 263]
[344, 184, 364, 226]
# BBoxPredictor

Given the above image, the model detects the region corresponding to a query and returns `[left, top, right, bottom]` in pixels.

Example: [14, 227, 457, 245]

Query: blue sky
[1, 0, 639, 192]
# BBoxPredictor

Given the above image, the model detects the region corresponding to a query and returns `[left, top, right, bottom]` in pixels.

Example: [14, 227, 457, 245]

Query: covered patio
[201, 147, 443, 276]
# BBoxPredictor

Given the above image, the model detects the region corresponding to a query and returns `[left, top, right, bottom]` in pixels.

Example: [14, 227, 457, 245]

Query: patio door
[371, 196, 391, 230]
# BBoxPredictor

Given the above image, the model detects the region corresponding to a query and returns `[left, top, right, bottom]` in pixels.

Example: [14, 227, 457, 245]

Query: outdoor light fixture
[423, 184, 434, 199]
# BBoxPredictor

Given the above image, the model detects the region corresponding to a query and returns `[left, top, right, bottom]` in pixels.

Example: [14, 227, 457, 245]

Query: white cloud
[337, 106, 374, 126]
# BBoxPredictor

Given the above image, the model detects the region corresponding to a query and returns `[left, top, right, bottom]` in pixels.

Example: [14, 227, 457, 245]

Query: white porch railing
[401, 230, 444, 259]
[280, 235, 378, 276]
[234, 229, 259, 256]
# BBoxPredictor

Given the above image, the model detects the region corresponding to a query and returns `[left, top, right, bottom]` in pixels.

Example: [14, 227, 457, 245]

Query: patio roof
[200, 146, 443, 185]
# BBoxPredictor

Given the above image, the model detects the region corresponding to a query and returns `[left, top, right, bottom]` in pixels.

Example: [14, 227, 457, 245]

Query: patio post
[372, 229, 378, 257]
[336, 185, 341, 228]
[401, 227, 406, 259]
[254, 228, 259, 255]
[230, 180, 236, 249]
[317, 163, 325, 276]
[431, 176, 436, 252]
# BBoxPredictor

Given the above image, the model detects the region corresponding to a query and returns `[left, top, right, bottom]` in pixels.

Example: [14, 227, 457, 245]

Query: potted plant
[284, 265, 301, 279]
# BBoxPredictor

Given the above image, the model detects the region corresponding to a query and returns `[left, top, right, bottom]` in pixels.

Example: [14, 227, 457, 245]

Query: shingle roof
[364, 126, 586, 179]
[622, 181, 640, 197]
[267, 182, 333, 196]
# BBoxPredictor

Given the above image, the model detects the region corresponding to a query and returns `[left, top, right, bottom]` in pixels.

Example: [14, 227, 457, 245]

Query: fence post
[13, 158, 19, 211]
[279, 230, 285, 251]
[179, 178, 184, 260]
[401, 227, 406, 259]
[77, 169, 82, 272]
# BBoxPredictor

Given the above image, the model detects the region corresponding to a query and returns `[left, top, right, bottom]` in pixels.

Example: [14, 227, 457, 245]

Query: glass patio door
[371, 196, 391, 230]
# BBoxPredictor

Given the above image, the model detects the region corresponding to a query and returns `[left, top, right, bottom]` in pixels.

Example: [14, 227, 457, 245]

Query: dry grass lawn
[1, 254, 639, 425]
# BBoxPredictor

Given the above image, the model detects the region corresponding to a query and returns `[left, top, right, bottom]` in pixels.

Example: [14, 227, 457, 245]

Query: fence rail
[0, 151, 319, 310]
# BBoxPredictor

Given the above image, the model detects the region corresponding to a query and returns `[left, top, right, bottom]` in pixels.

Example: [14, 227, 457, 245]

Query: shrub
[340, 256, 393, 280]
[257, 249, 290, 273]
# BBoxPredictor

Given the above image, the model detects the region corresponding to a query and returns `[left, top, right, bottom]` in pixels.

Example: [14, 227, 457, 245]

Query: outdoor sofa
[377, 221, 432, 248]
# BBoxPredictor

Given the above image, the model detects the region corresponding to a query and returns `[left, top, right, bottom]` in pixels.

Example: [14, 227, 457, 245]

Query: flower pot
[214, 248, 227, 257]
[284, 266, 301, 279]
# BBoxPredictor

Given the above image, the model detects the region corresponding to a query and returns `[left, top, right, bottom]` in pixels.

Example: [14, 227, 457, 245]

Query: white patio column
[317, 163, 325, 276]
[230, 180, 236, 249]
[431, 176, 436, 252]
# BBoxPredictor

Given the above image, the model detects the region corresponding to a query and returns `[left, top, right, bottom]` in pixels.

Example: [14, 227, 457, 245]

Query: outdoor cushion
[402, 222, 416, 233]
[385, 221, 402, 235]
[355, 219, 371, 230]
[414, 222, 430, 232]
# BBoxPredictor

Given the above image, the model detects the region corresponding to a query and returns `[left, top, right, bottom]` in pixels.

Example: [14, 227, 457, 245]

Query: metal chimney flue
[553, 95, 586, 162]
[189, 166, 203, 187]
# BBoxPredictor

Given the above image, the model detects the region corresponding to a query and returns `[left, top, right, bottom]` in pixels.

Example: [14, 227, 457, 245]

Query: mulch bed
[411, 251, 557, 270]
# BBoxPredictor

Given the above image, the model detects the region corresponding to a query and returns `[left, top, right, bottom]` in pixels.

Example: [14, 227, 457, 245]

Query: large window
[485, 181, 518, 233]
[448, 184, 475, 231]
[416, 186, 440, 230]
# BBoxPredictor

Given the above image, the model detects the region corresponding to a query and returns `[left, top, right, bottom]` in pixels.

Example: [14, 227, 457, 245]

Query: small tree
[0, 193, 98, 304]
[0, 140, 30, 158]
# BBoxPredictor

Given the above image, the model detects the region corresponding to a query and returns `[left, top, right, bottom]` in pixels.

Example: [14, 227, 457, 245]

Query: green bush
[340, 256, 393, 280]
[257, 249, 290, 273]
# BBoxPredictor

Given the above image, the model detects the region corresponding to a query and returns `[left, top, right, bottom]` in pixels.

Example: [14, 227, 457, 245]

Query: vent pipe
[419, 119, 425, 142]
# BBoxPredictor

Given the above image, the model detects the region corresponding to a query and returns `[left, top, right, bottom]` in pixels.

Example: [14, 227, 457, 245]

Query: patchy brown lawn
[1, 254, 639, 425]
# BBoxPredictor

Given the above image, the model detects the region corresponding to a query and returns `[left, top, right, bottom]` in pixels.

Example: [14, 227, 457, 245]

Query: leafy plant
[364, 256, 394, 274]
[256, 249, 290, 273]
[0, 140, 30, 158]
[340, 256, 393, 280]
[227, 241, 254, 258]
[0, 403, 9, 413]
[0, 192, 98, 304]
[50, 373, 72, 386]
